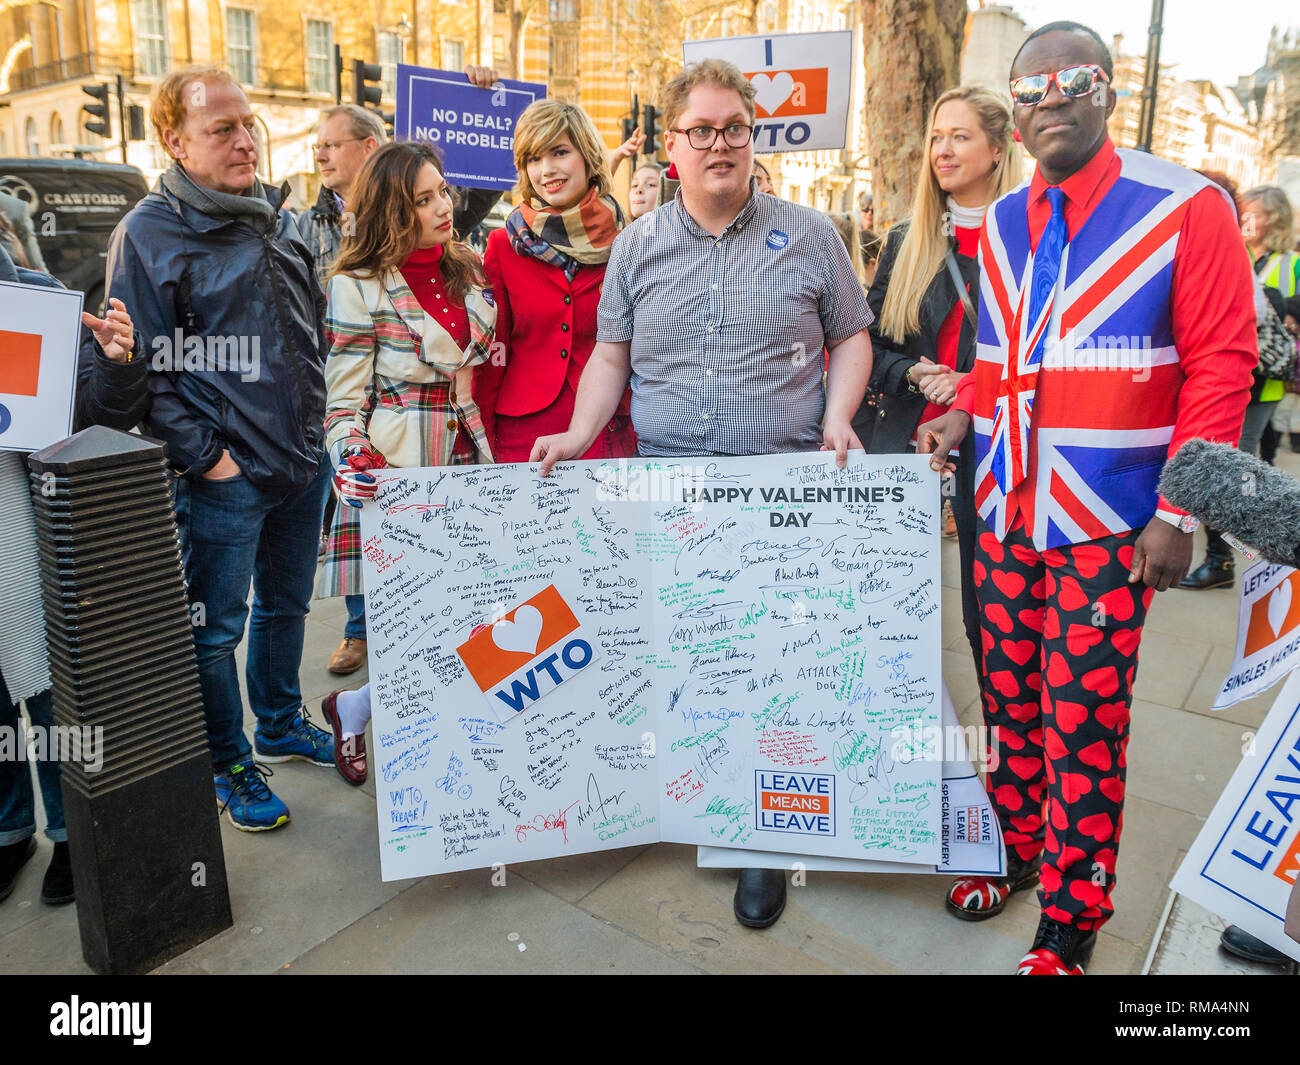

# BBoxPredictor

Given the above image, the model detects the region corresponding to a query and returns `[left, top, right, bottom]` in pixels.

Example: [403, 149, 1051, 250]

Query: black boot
[1180, 529, 1234, 589]
[1220, 924, 1293, 965]
[0, 837, 37, 903]
[1017, 912, 1098, 974]
[40, 841, 74, 905]
[733, 867, 787, 928]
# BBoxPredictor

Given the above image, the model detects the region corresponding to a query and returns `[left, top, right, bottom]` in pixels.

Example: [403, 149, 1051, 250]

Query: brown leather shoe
[321, 690, 367, 786]
[328, 636, 367, 675]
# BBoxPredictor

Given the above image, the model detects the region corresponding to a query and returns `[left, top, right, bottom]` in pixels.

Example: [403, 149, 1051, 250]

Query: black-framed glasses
[669, 124, 754, 150]
[1009, 64, 1109, 106]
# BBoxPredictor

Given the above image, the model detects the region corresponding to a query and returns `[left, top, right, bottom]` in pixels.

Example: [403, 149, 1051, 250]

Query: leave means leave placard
[360, 453, 944, 881]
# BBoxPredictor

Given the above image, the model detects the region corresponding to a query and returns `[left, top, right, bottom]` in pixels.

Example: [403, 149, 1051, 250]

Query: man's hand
[1128, 518, 1194, 591]
[463, 65, 500, 89]
[916, 409, 971, 474]
[203, 450, 241, 481]
[81, 298, 135, 363]
[820, 419, 862, 468]
[530, 431, 588, 477]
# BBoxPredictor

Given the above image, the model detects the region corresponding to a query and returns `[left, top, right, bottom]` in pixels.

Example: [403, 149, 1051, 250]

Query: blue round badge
[766, 229, 789, 250]
[0, 403, 10, 436]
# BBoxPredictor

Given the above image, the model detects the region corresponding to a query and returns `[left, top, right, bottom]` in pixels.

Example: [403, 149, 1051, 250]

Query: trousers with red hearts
[975, 522, 1154, 930]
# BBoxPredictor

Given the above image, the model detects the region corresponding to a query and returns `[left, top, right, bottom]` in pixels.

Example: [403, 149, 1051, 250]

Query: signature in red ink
[515, 800, 580, 844]
[384, 503, 446, 515]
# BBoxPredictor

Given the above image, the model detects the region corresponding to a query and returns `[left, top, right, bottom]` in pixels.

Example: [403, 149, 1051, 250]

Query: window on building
[133, 0, 169, 77]
[762, 3, 778, 30]
[378, 32, 404, 98]
[25, 117, 39, 157]
[550, 36, 578, 77]
[442, 40, 465, 71]
[226, 8, 257, 86]
[50, 113, 64, 148]
[550, 0, 578, 22]
[306, 20, 333, 96]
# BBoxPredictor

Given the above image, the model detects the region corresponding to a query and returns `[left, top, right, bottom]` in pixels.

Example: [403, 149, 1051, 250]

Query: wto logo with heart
[744, 68, 828, 118]
[456, 584, 597, 722]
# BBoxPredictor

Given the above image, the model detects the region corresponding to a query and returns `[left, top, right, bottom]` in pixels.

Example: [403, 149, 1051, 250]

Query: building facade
[1, 0, 874, 216]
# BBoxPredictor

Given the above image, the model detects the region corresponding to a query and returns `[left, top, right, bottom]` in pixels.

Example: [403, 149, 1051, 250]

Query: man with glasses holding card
[919, 22, 1257, 974]
[531, 57, 872, 931]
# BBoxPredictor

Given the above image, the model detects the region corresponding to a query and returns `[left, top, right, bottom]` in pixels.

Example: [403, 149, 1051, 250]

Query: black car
[0, 157, 149, 312]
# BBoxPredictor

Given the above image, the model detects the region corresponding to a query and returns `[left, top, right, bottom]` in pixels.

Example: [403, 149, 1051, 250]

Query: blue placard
[394, 64, 547, 191]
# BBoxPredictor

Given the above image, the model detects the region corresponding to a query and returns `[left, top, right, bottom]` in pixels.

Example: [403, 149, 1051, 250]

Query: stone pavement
[3, 453, 1300, 975]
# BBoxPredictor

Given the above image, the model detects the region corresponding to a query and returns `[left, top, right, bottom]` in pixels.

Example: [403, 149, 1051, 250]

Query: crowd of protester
[1, 20, 1298, 973]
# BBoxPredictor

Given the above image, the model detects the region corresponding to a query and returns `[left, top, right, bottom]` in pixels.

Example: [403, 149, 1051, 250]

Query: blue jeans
[344, 595, 366, 640]
[173, 454, 331, 773]
[0, 681, 65, 845]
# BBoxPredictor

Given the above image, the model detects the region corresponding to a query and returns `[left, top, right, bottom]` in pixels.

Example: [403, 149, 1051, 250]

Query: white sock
[335, 684, 371, 738]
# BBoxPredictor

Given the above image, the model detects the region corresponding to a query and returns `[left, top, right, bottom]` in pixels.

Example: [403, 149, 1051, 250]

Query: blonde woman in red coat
[475, 99, 637, 461]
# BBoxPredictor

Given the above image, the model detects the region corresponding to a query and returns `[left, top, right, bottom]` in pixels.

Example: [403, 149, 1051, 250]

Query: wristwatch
[1154, 508, 1199, 534]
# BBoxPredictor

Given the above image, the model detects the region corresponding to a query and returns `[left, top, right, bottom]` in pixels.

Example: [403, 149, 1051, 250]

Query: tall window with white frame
[442, 39, 465, 72]
[226, 8, 257, 87]
[306, 19, 334, 95]
[378, 31, 404, 99]
[133, 0, 170, 77]
[25, 118, 39, 157]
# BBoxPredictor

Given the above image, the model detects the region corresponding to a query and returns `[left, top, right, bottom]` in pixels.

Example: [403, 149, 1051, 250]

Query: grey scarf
[161, 162, 279, 233]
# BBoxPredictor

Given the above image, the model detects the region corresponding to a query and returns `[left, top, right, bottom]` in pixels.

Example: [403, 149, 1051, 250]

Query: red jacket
[475, 227, 631, 445]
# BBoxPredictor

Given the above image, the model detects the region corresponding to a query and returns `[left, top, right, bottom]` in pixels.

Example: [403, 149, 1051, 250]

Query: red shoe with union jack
[946, 852, 1040, 921]
[1016, 913, 1097, 974]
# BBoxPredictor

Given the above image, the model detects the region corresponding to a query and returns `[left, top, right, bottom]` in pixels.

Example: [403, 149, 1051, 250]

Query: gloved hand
[334, 439, 388, 508]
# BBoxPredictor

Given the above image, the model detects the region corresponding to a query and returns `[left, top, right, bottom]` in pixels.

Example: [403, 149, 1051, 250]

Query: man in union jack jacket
[920, 21, 1258, 975]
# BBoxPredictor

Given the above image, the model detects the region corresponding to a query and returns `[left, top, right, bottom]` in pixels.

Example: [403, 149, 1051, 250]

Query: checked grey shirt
[596, 184, 872, 457]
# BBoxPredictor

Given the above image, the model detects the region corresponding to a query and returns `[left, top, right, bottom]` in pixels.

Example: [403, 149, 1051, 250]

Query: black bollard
[28, 426, 232, 974]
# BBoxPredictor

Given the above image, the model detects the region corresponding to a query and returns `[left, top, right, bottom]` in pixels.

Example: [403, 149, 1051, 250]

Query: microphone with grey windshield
[1158, 438, 1300, 568]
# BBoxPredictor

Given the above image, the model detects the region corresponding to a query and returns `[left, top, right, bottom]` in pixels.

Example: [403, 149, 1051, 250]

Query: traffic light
[354, 59, 383, 110]
[353, 60, 393, 135]
[643, 104, 663, 156]
[81, 83, 111, 138]
[127, 105, 146, 142]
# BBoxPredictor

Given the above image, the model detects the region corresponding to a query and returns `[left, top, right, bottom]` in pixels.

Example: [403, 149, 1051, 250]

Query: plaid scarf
[506, 185, 624, 282]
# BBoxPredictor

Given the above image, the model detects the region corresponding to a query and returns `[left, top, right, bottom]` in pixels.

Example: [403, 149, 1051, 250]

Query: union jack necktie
[992, 186, 1068, 493]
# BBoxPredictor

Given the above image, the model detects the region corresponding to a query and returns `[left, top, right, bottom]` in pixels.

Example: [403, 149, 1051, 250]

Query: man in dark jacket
[106, 65, 337, 832]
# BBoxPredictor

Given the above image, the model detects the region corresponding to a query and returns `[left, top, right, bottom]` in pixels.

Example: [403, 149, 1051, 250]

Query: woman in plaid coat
[315, 141, 496, 783]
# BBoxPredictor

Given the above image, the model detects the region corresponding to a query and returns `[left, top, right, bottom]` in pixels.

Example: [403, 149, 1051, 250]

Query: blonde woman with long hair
[854, 85, 1018, 675]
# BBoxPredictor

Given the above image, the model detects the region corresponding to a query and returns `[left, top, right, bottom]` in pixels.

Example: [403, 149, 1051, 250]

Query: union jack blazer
[972, 150, 1239, 549]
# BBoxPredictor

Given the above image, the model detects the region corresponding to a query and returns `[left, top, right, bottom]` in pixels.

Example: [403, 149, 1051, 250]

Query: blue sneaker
[254, 708, 335, 767]
[214, 762, 289, 831]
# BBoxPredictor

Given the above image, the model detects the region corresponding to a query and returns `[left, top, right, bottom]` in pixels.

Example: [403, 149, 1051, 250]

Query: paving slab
[285, 868, 699, 975]
[579, 843, 899, 973]
[1126, 697, 1248, 816]
[152, 760, 401, 975]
